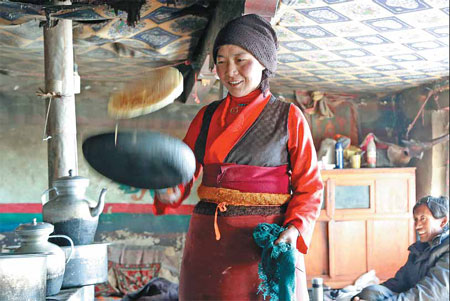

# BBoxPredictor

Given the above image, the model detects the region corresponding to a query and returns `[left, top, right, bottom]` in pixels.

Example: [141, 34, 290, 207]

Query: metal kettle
[14, 219, 74, 296]
[42, 170, 107, 245]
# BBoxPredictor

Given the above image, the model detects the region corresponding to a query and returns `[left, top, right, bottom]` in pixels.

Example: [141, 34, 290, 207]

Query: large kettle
[42, 170, 107, 245]
[14, 219, 74, 296]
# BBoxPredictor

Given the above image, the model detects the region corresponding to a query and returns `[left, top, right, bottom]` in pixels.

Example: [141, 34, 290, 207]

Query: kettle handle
[49, 235, 74, 264]
[41, 187, 58, 205]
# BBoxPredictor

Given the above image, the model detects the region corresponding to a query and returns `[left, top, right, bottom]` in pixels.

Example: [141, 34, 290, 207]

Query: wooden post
[44, 0, 78, 185]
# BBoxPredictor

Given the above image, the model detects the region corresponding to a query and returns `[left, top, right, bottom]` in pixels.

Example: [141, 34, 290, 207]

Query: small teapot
[14, 219, 74, 296]
[42, 170, 107, 245]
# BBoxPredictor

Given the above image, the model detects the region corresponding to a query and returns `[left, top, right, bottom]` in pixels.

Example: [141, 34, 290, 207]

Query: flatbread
[108, 67, 183, 119]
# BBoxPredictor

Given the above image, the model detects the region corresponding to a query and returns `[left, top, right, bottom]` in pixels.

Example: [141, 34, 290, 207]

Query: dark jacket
[383, 230, 449, 300]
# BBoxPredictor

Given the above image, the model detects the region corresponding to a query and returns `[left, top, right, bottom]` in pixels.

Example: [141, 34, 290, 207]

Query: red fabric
[206, 89, 271, 163]
[116, 263, 161, 294]
[95, 262, 161, 297]
[284, 104, 324, 254]
[202, 163, 290, 193]
[179, 212, 309, 301]
[153, 183, 186, 215]
[153, 89, 323, 254]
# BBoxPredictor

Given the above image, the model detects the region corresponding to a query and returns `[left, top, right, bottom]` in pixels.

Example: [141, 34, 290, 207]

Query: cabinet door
[376, 178, 410, 214]
[304, 221, 329, 276]
[368, 219, 410, 279]
[329, 220, 367, 278]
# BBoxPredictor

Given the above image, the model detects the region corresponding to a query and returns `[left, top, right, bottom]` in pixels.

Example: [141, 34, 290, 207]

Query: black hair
[413, 195, 449, 219]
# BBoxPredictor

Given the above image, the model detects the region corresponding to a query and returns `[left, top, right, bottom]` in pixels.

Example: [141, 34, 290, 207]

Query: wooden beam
[179, 0, 245, 103]
[44, 0, 78, 185]
[244, 0, 279, 19]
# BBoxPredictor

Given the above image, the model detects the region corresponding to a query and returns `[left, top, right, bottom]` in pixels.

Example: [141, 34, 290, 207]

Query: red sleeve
[283, 104, 324, 254]
[152, 106, 207, 215]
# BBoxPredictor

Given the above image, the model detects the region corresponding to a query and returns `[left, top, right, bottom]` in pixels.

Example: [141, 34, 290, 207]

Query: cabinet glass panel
[335, 185, 370, 209]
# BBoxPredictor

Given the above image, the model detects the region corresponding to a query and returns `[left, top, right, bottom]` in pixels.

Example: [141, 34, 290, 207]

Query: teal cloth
[253, 223, 296, 301]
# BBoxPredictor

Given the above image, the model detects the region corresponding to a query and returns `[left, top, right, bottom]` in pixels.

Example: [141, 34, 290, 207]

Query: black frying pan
[82, 131, 196, 189]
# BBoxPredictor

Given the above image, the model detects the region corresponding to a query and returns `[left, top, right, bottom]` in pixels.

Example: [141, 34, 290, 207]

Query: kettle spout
[90, 188, 107, 218]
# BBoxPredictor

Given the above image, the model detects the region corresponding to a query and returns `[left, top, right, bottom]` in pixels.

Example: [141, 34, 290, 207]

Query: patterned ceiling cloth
[271, 0, 449, 93]
[0, 0, 209, 84]
[0, 0, 449, 94]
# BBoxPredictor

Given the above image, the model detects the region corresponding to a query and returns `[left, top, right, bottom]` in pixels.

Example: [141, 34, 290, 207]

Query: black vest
[194, 96, 291, 167]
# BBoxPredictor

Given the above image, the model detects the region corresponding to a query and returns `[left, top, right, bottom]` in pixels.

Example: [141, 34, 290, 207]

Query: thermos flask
[335, 141, 344, 169]
[312, 277, 324, 301]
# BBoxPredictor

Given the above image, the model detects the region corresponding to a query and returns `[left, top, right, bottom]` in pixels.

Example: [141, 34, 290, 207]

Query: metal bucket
[0, 253, 47, 301]
[61, 243, 108, 289]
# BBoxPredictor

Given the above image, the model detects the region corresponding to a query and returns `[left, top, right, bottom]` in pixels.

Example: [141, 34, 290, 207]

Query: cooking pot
[14, 219, 74, 296]
[60, 243, 109, 288]
[0, 253, 47, 301]
[42, 169, 107, 245]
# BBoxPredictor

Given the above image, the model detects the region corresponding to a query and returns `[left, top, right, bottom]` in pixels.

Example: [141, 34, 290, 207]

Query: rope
[214, 202, 228, 240]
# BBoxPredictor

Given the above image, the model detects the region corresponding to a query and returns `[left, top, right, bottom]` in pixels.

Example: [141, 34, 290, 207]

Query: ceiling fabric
[0, 0, 209, 84]
[0, 0, 449, 94]
[271, 0, 449, 93]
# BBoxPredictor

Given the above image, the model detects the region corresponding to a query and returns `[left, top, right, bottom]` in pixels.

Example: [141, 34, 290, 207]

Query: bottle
[311, 277, 324, 301]
[367, 136, 377, 168]
[335, 141, 344, 169]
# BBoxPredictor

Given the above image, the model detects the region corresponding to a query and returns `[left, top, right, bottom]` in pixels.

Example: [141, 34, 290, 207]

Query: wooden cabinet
[305, 168, 416, 288]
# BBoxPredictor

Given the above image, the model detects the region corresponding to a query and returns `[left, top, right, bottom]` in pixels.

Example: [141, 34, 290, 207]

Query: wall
[0, 82, 204, 251]
[272, 88, 401, 151]
[395, 81, 449, 199]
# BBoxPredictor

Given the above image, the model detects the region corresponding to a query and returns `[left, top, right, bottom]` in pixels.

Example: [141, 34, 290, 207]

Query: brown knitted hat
[213, 14, 278, 92]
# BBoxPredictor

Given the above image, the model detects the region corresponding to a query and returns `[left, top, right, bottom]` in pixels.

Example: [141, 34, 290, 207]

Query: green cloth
[253, 223, 296, 301]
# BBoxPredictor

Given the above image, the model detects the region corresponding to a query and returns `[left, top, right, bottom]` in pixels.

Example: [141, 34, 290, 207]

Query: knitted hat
[414, 195, 449, 219]
[213, 14, 278, 92]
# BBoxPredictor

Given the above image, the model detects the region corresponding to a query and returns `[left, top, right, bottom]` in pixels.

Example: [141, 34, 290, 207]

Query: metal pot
[14, 219, 74, 296]
[41, 169, 107, 245]
[61, 243, 108, 289]
[0, 253, 47, 301]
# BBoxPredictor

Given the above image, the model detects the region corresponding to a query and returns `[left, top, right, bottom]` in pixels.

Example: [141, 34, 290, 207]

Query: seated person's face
[413, 204, 447, 242]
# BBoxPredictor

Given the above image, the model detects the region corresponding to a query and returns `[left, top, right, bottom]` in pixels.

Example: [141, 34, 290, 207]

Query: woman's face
[216, 45, 265, 97]
[413, 204, 448, 242]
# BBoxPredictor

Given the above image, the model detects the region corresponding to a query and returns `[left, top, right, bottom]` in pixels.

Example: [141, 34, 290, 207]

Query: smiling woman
[152, 13, 323, 301]
[215, 45, 265, 98]
[353, 195, 449, 301]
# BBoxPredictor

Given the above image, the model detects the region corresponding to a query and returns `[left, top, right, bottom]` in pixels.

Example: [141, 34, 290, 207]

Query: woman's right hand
[154, 186, 181, 204]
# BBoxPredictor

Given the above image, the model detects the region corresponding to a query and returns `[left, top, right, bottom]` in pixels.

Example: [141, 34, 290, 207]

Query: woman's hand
[154, 186, 181, 205]
[274, 224, 299, 246]
[352, 297, 365, 301]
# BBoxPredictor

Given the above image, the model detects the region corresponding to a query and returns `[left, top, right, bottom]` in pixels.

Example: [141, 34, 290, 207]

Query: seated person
[353, 195, 449, 301]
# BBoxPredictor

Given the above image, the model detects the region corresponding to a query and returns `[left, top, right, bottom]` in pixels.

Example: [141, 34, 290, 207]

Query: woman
[155, 14, 323, 300]
[353, 195, 449, 301]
